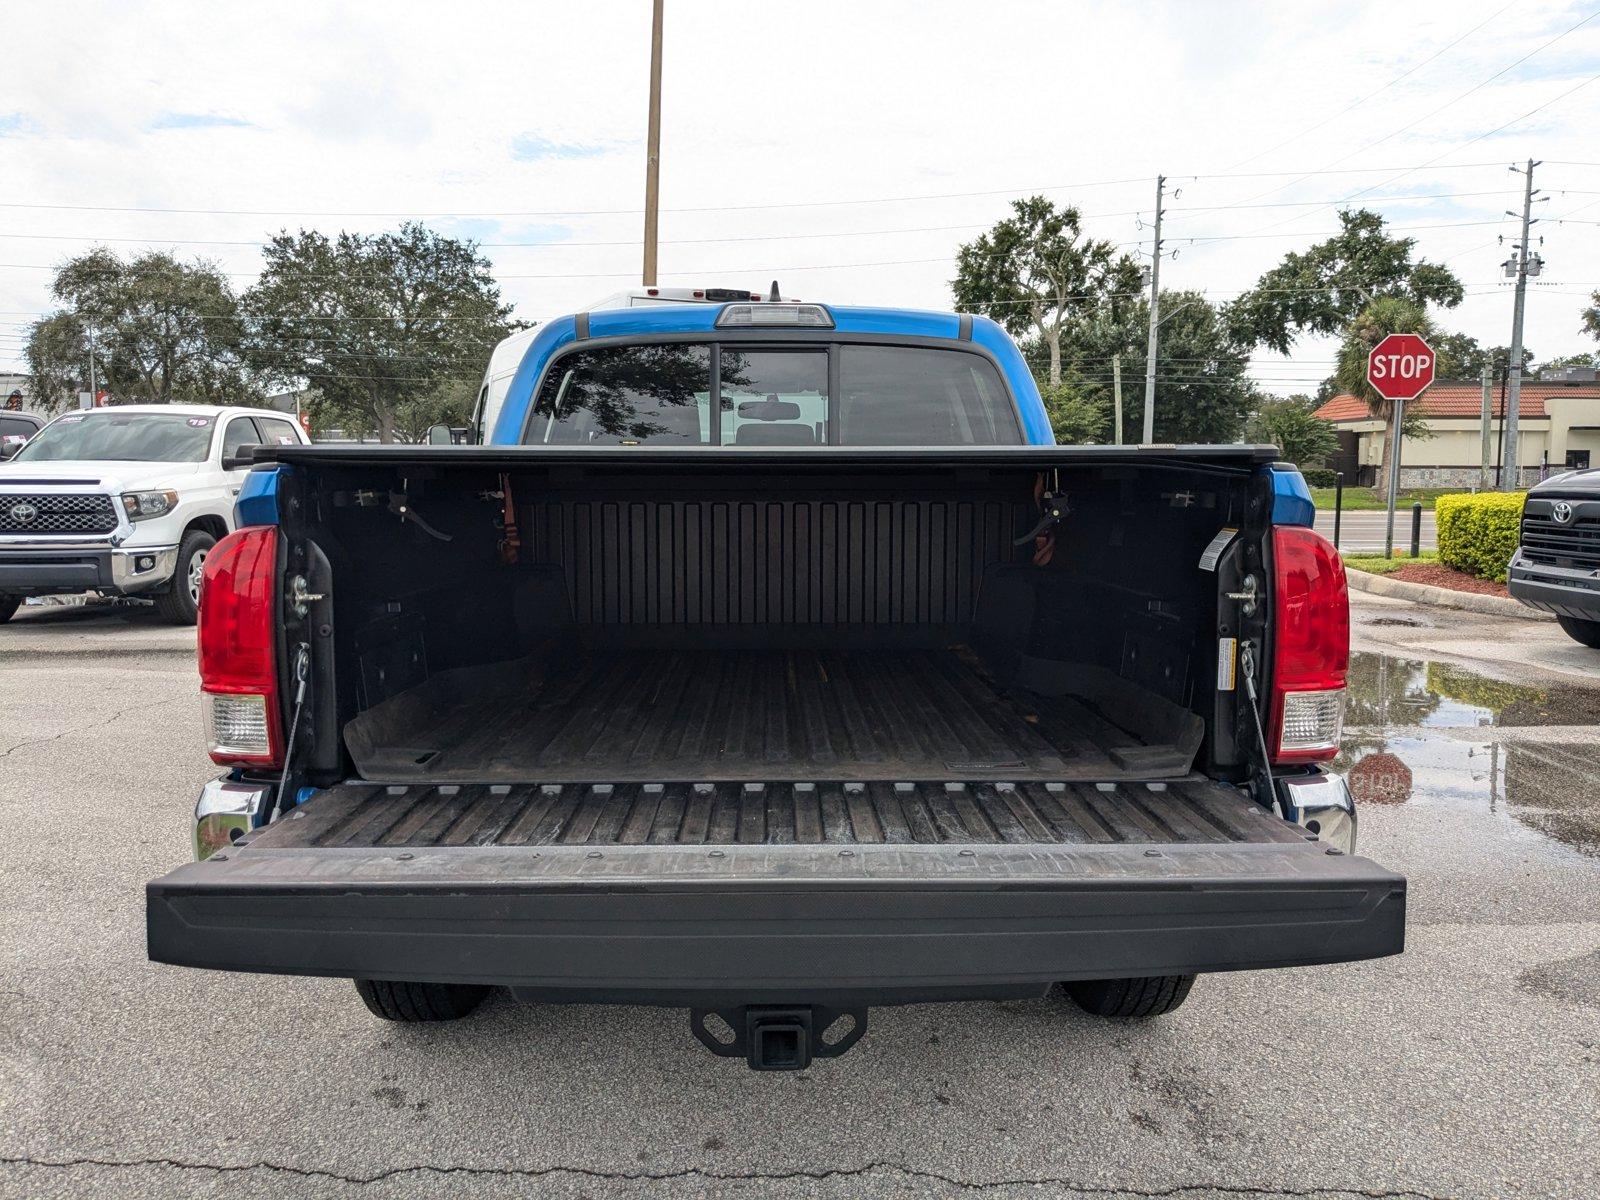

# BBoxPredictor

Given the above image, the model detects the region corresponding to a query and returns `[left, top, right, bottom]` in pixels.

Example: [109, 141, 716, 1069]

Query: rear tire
[154, 530, 215, 625]
[1556, 615, 1600, 649]
[354, 979, 490, 1022]
[0, 595, 19, 624]
[1064, 974, 1196, 1018]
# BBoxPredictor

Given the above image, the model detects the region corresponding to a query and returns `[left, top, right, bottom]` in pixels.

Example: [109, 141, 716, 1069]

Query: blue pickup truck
[146, 299, 1403, 1070]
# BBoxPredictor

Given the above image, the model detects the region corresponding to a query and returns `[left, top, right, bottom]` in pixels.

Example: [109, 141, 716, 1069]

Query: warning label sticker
[1198, 526, 1238, 572]
[1216, 637, 1238, 691]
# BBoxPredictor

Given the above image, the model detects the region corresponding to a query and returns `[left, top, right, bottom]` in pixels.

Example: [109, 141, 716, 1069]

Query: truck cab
[0, 404, 310, 624]
[146, 301, 1403, 1069]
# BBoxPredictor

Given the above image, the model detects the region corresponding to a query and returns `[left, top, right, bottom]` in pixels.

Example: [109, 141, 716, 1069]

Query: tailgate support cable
[262, 644, 311, 826]
[1238, 641, 1278, 812]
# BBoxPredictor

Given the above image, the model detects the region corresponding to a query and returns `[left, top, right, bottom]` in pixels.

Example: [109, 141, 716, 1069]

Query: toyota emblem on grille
[7, 501, 37, 525]
[1552, 501, 1574, 524]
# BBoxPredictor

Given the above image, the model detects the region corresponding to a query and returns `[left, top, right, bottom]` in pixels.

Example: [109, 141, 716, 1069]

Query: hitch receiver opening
[691, 1005, 868, 1071]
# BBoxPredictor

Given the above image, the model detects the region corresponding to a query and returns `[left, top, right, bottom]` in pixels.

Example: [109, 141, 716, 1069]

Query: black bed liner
[246, 775, 1309, 852]
[344, 648, 1204, 785]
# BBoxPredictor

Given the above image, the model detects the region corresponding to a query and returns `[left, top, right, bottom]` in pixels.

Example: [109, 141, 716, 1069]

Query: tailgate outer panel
[148, 839, 1406, 1002]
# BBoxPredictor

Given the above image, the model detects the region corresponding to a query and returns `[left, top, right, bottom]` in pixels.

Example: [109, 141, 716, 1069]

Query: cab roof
[48, 404, 296, 419]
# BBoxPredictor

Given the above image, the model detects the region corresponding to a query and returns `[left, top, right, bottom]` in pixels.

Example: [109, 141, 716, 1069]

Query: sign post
[1366, 333, 1436, 559]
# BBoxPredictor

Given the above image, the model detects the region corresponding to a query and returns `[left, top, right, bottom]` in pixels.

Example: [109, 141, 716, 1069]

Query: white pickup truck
[0, 404, 309, 624]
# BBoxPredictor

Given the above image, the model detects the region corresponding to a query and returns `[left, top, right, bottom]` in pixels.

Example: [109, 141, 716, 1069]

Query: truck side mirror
[221, 443, 264, 471]
[0, 439, 22, 460]
[426, 424, 454, 445]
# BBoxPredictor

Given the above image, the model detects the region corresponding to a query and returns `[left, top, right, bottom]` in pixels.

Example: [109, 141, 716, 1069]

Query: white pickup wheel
[155, 530, 216, 625]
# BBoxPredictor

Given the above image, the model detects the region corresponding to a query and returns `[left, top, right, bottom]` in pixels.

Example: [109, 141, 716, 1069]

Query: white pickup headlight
[121, 490, 180, 521]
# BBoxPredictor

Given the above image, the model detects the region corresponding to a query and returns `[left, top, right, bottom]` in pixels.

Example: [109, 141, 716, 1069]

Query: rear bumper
[147, 841, 1406, 1004]
[0, 543, 178, 596]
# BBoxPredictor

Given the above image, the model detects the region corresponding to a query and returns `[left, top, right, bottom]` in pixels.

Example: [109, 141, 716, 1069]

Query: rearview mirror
[0, 439, 22, 460]
[426, 424, 454, 445]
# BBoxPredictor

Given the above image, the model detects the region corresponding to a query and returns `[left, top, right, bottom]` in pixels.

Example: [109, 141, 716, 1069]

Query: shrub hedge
[1435, 492, 1525, 582]
[1300, 467, 1339, 488]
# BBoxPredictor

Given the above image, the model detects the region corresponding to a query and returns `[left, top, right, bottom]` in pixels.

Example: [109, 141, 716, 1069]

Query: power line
[1201, 10, 1600, 223]
[1224, 0, 1516, 171]
[0, 190, 1527, 251]
[0, 162, 1523, 222]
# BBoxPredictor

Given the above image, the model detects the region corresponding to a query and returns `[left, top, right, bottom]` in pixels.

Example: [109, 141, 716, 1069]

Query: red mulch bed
[1386, 562, 1508, 597]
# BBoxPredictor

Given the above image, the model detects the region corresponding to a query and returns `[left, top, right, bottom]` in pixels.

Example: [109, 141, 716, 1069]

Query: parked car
[145, 301, 1404, 1070]
[0, 404, 310, 625]
[1506, 467, 1600, 647]
[0, 410, 46, 454]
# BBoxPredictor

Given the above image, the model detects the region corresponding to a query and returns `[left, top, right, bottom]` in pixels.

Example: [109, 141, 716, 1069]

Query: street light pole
[641, 0, 664, 287]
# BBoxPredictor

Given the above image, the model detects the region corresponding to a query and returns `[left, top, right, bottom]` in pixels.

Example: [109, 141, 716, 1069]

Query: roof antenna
[769, 279, 780, 302]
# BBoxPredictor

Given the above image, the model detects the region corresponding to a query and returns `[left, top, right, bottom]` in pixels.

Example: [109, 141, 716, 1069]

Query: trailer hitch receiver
[691, 1005, 868, 1070]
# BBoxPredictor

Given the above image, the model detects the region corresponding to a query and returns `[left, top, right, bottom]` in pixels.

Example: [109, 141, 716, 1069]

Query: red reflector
[1269, 526, 1348, 763]
[197, 525, 281, 766]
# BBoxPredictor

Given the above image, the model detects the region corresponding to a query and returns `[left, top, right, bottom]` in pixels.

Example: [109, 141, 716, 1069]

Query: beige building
[1313, 374, 1600, 487]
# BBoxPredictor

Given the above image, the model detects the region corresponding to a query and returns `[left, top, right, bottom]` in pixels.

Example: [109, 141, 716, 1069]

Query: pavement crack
[0, 695, 188, 759]
[0, 1155, 1454, 1197]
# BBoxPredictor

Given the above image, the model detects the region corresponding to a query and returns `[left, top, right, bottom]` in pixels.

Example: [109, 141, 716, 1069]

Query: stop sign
[1366, 333, 1435, 402]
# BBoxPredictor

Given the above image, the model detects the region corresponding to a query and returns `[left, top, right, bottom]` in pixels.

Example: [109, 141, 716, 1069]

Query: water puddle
[1337, 651, 1600, 856]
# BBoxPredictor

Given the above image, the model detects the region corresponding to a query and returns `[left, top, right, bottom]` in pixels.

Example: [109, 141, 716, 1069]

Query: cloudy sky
[2, 0, 1598, 395]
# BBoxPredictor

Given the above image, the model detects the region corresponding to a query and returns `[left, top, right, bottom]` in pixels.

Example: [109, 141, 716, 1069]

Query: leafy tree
[1117, 291, 1260, 444]
[953, 196, 1142, 388]
[1227, 209, 1464, 354]
[24, 249, 256, 409]
[306, 377, 480, 443]
[1537, 351, 1597, 375]
[1022, 289, 1258, 444]
[22, 312, 91, 413]
[1582, 291, 1599, 344]
[1038, 373, 1111, 444]
[1333, 297, 1440, 501]
[244, 223, 514, 443]
[1431, 331, 1533, 379]
[1246, 394, 1339, 466]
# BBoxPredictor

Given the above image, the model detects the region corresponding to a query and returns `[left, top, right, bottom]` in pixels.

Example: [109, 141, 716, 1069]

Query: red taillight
[1269, 525, 1348, 763]
[197, 525, 281, 766]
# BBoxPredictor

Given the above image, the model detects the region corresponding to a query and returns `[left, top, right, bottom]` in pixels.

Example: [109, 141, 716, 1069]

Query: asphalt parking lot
[2, 595, 1598, 1200]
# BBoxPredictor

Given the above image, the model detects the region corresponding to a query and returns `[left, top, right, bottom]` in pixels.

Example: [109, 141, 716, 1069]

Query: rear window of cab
[524, 342, 1021, 447]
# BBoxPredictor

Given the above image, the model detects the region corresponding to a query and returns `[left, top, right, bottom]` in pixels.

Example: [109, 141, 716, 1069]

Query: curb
[1346, 567, 1550, 621]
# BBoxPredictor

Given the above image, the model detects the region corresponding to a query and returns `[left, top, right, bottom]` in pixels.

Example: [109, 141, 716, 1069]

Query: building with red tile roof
[1311, 374, 1600, 487]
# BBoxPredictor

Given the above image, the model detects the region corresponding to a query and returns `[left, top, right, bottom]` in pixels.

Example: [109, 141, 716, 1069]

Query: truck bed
[344, 647, 1204, 784]
[243, 774, 1309, 851]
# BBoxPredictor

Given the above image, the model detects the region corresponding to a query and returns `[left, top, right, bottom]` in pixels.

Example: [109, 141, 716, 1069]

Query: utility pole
[1141, 175, 1165, 444]
[1112, 353, 1123, 444]
[1502, 158, 1542, 490]
[1478, 363, 1493, 491]
[86, 325, 98, 408]
[641, 0, 665, 287]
